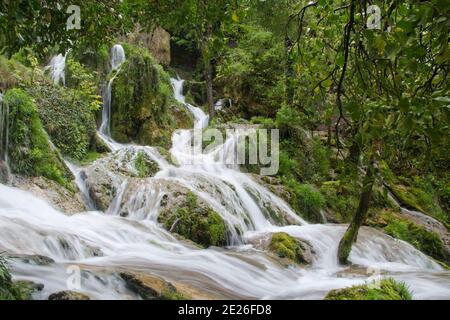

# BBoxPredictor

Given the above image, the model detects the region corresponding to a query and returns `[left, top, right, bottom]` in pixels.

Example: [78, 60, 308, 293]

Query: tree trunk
[285, 36, 294, 105]
[337, 160, 376, 265]
[205, 59, 215, 119]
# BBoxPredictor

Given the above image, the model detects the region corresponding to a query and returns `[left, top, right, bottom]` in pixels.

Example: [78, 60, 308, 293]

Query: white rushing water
[45, 54, 67, 86]
[0, 47, 449, 300]
[99, 44, 126, 140]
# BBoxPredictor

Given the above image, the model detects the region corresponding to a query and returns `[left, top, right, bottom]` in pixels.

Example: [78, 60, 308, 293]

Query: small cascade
[64, 161, 96, 211]
[46, 54, 67, 86]
[0, 93, 11, 184]
[99, 45, 126, 138]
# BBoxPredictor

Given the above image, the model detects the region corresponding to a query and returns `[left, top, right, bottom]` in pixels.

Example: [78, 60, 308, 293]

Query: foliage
[217, 25, 285, 118]
[65, 58, 102, 112]
[285, 180, 325, 223]
[4, 88, 72, 188]
[27, 82, 101, 161]
[0, 256, 34, 300]
[0, 1, 129, 58]
[325, 278, 413, 300]
[134, 151, 159, 178]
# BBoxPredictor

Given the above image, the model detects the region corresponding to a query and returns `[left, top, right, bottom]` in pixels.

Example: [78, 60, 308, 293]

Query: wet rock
[83, 147, 161, 211]
[12, 176, 86, 214]
[48, 290, 91, 300]
[15, 254, 55, 266]
[120, 272, 189, 300]
[249, 232, 315, 266]
[157, 188, 227, 248]
[125, 26, 171, 66]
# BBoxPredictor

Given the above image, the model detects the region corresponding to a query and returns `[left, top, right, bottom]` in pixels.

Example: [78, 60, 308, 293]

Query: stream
[0, 46, 449, 300]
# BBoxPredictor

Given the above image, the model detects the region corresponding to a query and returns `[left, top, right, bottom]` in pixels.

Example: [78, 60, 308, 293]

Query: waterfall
[1, 74, 449, 300]
[46, 54, 67, 86]
[99, 45, 126, 138]
[0, 93, 11, 184]
[111, 44, 126, 71]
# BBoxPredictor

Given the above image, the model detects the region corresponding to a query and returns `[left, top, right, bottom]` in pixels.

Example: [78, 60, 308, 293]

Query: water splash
[46, 54, 67, 86]
[99, 45, 126, 137]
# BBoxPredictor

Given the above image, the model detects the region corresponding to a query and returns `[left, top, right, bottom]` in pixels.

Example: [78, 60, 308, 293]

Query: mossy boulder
[120, 272, 190, 300]
[48, 290, 90, 300]
[3, 88, 73, 189]
[110, 44, 193, 148]
[380, 161, 447, 223]
[158, 191, 227, 248]
[368, 209, 448, 264]
[84, 147, 161, 211]
[27, 80, 106, 162]
[268, 232, 314, 265]
[325, 279, 413, 300]
[12, 176, 86, 214]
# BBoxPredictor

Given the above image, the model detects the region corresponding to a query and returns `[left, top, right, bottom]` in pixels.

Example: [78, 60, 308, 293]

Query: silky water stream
[0, 47, 449, 300]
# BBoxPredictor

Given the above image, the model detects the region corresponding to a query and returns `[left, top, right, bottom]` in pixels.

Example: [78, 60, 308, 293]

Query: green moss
[269, 232, 305, 264]
[381, 162, 447, 224]
[134, 151, 159, 178]
[160, 286, 191, 300]
[110, 44, 192, 149]
[0, 256, 34, 300]
[4, 88, 73, 189]
[369, 210, 447, 262]
[285, 180, 325, 223]
[26, 79, 102, 161]
[158, 192, 227, 248]
[325, 279, 413, 300]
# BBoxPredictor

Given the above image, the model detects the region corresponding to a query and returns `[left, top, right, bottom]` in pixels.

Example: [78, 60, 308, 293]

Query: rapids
[0, 47, 449, 300]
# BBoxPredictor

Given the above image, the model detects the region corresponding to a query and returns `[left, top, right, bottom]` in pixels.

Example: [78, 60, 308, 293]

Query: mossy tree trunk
[338, 160, 376, 264]
[205, 59, 215, 119]
[201, 22, 215, 119]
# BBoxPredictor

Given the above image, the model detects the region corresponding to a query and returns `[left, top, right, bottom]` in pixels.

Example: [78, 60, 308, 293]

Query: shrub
[325, 278, 413, 300]
[4, 88, 72, 188]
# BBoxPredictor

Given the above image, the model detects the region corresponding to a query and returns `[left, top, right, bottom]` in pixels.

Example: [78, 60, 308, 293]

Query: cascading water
[99, 44, 126, 141]
[0, 93, 11, 184]
[1, 68, 449, 299]
[46, 54, 67, 86]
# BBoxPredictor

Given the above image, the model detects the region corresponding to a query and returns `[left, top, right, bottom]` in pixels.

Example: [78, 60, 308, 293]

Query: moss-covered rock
[84, 147, 161, 211]
[158, 191, 227, 248]
[325, 278, 413, 300]
[268, 232, 314, 265]
[4, 88, 73, 189]
[48, 290, 90, 300]
[368, 209, 448, 264]
[120, 272, 190, 300]
[27, 80, 105, 161]
[110, 44, 193, 148]
[380, 161, 447, 224]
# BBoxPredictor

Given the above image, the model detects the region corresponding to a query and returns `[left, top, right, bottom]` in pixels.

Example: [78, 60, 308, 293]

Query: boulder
[48, 290, 90, 300]
[249, 232, 315, 266]
[12, 176, 86, 214]
[157, 188, 227, 248]
[120, 272, 189, 300]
